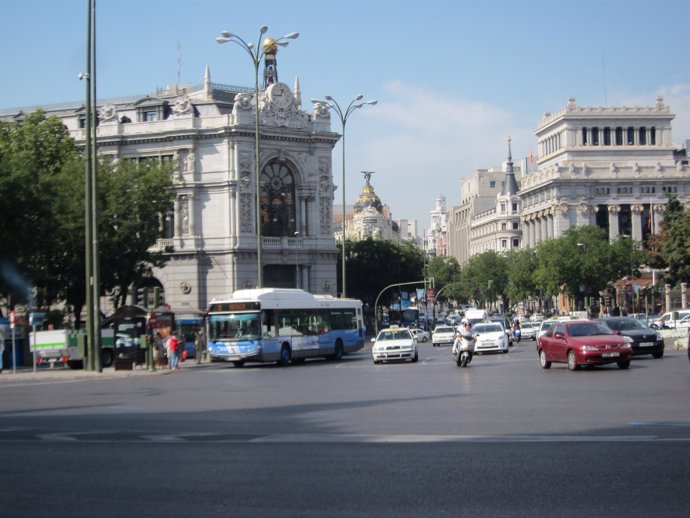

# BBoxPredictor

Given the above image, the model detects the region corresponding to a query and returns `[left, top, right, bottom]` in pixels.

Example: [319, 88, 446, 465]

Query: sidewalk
[0, 360, 208, 383]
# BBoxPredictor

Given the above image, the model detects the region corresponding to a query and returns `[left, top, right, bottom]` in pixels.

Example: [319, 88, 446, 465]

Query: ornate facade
[1, 66, 342, 309]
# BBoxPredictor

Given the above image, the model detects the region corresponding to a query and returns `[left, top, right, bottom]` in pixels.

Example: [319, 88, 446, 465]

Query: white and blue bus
[207, 288, 365, 367]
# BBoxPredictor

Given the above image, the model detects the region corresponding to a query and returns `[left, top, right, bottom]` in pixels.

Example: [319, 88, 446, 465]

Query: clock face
[267, 83, 292, 110]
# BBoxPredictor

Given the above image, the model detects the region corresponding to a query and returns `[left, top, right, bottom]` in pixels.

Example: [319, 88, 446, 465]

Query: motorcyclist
[453, 319, 475, 356]
[513, 318, 522, 343]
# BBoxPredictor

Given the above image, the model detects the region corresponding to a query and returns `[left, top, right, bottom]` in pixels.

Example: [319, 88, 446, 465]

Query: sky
[2, 0, 690, 230]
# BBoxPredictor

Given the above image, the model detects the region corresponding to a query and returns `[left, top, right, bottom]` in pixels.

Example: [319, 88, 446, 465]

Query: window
[501, 223, 507, 230]
[512, 203, 518, 212]
[603, 127, 611, 146]
[627, 127, 635, 145]
[591, 127, 599, 146]
[512, 238, 519, 248]
[143, 110, 158, 122]
[501, 239, 507, 249]
[582, 128, 588, 145]
[615, 127, 623, 145]
[639, 127, 647, 145]
[512, 221, 519, 230]
[489, 181, 496, 188]
[261, 160, 296, 237]
[500, 203, 506, 213]
[650, 127, 656, 145]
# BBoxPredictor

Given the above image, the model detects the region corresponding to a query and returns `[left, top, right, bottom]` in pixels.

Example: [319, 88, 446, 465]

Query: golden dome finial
[262, 37, 278, 55]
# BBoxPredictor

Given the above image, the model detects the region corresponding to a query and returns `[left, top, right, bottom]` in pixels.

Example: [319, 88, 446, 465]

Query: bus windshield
[209, 312, 261, 341]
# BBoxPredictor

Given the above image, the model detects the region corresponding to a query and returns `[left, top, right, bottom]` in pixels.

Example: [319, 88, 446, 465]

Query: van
[651, 310, 690, 329]
[464, 309, 488, 325]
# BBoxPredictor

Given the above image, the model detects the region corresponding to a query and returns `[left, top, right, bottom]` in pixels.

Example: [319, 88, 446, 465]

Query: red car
[537, 320, 633, 371]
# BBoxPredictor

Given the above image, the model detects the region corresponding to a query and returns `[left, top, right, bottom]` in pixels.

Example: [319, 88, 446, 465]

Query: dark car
[537, 320, 633, 371]
[595, 317, 664, 359]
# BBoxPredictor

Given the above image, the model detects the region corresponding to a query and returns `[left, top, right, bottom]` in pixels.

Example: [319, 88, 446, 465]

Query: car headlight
[581, 345, 597, 351]
[620, 342, 632, 349]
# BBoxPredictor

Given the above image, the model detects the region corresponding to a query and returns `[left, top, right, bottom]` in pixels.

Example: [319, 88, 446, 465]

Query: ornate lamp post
[310, 95, 377, 297]
[216, 26, 298, 288]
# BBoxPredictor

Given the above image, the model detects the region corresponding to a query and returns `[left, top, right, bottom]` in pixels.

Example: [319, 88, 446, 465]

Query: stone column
[608, 205, 620, 241]
[631, 204, 643, 241]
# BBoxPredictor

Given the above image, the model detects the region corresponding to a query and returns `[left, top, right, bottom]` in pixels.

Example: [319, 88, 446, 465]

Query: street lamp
[216, 26, 299, 288]
[310, 95, 377, 297]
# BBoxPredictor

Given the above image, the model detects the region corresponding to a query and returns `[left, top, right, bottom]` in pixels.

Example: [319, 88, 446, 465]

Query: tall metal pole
[216, 27, 299, 289]
[310, 96, 377, 298]
[90, 0, 101, 371]
[83, 0, 94, 371]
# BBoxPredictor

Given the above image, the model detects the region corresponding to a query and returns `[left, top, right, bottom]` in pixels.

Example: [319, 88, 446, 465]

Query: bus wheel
[101, 349, 115, 368]
[330, 341, 344, 361]
[277, 344, 291, 366]
[232, 360, 245, 368]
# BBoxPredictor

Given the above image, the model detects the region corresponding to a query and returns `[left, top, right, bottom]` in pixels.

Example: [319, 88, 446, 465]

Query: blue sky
[2, 0, 690, 229]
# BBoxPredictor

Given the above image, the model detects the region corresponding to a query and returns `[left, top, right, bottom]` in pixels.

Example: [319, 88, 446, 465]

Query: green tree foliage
[0, 111, 77, 304]
[343, 238, 425, 306]
[427, 255, 460, 301]
[0, 112, 175, 320]
[459, 251, 509, 309]
[660, 196, 690, 285]
[506, 248, 538, 303]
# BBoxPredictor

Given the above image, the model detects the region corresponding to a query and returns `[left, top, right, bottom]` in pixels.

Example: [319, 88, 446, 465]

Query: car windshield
[605, 319, 645, 331]
[567, 322, 613, 337]
[435, 327, 455, 333]
[378, 330, 411, 341]
[474, 324, 503, 333]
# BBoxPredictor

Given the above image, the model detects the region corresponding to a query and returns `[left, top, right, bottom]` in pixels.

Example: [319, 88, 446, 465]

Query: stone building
[424, 196, 448, 258]
[1, 61, 343, 310]
[448, 97, 689, 266]
[520, 97, 687, 245]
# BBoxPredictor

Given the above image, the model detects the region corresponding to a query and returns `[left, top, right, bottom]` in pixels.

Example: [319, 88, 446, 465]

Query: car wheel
[617, 359, 631, 369]
[232, 360, 245, 368]
[539, 349, 551, 369]
[373, 360, 381, 365]
[567, 350, 579, 371]
[411, 350, 419, 363]
[652, 351, 664, 359]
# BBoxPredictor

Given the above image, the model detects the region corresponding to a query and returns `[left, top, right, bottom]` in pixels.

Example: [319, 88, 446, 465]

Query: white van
[464, 309, 488, 325]
[651, 311, 690, 329]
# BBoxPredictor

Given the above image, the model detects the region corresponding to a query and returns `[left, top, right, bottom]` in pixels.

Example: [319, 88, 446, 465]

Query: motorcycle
[452, 334, 475, 368]
[513, 327, 521, 343]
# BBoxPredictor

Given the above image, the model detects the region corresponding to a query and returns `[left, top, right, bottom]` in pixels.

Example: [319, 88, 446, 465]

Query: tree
[459, 251, 509, 310]
[506, 249, 538, 303]
[0, 111, 176, 321]
[427, 255, 460, 302]
[343, 238, 425, 307]
[0, 111, 77, 306]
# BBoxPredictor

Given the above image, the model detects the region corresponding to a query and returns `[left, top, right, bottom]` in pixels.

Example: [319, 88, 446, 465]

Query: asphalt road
[1, 341, 689, 517]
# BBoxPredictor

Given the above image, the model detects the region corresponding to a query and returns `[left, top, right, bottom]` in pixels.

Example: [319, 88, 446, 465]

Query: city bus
[207, 288, 365, 367]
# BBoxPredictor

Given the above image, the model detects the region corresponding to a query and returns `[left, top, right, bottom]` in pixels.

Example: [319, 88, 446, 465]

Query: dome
[262, 37, 278, 54]
[354, 183, 383, 215]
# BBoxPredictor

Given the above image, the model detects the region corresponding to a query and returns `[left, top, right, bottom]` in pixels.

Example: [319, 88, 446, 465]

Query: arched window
[260, 160, 296, 237]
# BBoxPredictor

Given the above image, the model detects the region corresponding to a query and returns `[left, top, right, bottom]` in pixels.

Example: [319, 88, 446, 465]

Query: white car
[372, 327, 418, 364]
[520, 322, 539, 340]
[432, 325, 456, 347]
[472, 322, 509, 353]
[410, 328, 430, 342]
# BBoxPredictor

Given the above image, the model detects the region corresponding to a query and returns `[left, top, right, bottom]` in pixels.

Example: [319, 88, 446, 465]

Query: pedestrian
[194, 328, 206, 364]
[166, 330, 180, 370]
[153, 330, 166, 369]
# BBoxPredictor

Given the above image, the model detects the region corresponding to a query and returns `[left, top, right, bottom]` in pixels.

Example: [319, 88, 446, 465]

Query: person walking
[194, 328, 206, 364]
[166, 330, 180, 371]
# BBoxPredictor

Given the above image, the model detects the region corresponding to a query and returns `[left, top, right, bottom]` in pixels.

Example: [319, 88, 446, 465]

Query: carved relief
[239, 171, 252, 193]
[320, 197, 332, 234]
[99, 103, 117, 122]
[240, 193, 253, 232]
[313, 101, 331, 120]
[608, 204, 621, 214]
[172, 96, 193, 116]
[180, 195, 190, 235]
[239, 151, 252, 172]
[234, 92, 253, 110]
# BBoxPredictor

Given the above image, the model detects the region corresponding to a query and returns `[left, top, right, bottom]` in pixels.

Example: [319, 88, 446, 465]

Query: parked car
[410, 328, 430, 343]
[595, 317, 664, 358]
[432, 325, 457, 347]
[537, 320, 633, 371]
[472, 322, 509, 354]
[371, 326, 418, 364]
